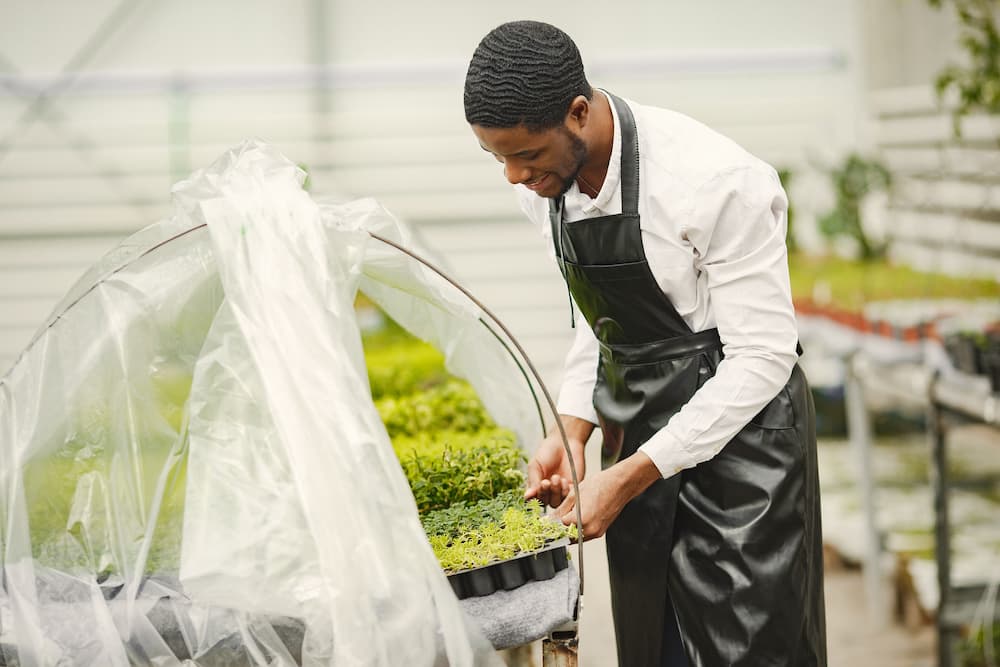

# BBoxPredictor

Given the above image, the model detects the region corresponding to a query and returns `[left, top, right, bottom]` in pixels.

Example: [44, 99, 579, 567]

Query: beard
[556, 127, 589, 198]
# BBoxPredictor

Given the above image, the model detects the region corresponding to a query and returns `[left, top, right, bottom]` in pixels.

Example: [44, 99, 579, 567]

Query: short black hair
[464, 21, 593, 132]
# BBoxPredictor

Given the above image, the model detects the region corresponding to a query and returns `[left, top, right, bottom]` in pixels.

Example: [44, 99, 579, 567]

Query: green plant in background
[376, 379, 495, 438]
[776, 168, 798, 255]
[927, 0, 1000, 136]
[364, 340, 449, 399]
[788, 254, 1000, 309]
[817, 154, 892, 262]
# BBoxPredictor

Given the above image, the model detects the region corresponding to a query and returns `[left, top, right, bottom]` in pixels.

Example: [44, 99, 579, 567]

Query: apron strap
[548, 197, 576, 328]
[606, 92, 640, 217]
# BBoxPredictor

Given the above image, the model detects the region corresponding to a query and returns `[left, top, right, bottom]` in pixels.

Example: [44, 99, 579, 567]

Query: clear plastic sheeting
[327, 197, 543, 450]
[0, 139, 544, 666]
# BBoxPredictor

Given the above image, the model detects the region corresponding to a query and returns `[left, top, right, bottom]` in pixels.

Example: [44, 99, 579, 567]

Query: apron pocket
[749, 384, 795, 429]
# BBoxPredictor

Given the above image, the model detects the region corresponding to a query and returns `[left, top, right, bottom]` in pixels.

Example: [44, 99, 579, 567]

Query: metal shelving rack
[847, 354, 1000, 667]
[927, 373, 1000, 667]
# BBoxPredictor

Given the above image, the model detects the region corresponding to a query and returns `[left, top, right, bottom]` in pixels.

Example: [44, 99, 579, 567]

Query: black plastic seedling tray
[446, 538, 570, 600]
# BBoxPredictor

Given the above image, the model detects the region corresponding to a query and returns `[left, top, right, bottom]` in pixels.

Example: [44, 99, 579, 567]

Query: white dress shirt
[514, 90, 799, 478]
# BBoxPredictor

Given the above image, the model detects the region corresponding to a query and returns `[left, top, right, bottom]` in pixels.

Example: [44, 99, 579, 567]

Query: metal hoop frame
[2, 221, 587, 598]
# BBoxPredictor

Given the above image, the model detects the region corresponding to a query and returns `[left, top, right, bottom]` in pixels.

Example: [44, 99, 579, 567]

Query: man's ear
[566, 95, 590, 130]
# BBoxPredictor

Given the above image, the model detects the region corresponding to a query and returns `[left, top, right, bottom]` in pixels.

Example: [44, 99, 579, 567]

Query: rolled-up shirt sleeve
[638, 167, 799, 477]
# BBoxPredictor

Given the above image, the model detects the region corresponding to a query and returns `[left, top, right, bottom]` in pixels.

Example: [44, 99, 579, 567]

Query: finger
[548, 477, 565, 508]
[552, 475, 572, 507]
[525, 460, 544, 498]
[556, 492, 576, 523]
[538, 478, 552, 506]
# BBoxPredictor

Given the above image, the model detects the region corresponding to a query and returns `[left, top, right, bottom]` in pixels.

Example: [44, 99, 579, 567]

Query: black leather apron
[548, 94, 827, 666]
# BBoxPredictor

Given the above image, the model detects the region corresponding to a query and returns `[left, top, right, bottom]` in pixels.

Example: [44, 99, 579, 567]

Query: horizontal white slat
[361, 191, 522, 224]
[449, 279, 568, 312]
[315, 134, 482, 168]
[0, 235, 115, 267]
[889, 209, 1000, 251]
[0, 158, 498, 207]
[869, 86, 948, 117]
[881, 146, 1000, 178]
[875, 114, 954, 146]
[0, 296, 63, 327]
[0, 174, 169, 207]
[426, 248, 558, 281]
[894, 176, 1000, 212]
[879, 146, 943, 174]
[315, 161, 501, 198]
[484, 307, 573, 337]
[875, 112, 1000, 146]
[0, 140, 314, 179]
[958, 217, 1000, 250]
[0, 104, 466, 150]
[889, 239, 1000, 281]
[0, 143, 173, 178]
[0, 203, 166, 236]
[889, 209, 958, 245]
[0, 133, 484, 180]
[939, 147, 1000, 176]
[415, 219, 541, 254]
[0, 265, 88, 298]
[0, 325, 35, 362]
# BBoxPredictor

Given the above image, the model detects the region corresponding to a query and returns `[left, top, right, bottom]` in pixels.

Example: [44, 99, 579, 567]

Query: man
[464, 21, 827, 667]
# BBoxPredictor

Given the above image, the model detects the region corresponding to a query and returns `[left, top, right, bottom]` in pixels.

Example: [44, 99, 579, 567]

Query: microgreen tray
[446, 538, 570, 600]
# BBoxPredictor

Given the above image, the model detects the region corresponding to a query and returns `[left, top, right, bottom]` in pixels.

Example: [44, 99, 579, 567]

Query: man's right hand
[525, 415, 594, 508]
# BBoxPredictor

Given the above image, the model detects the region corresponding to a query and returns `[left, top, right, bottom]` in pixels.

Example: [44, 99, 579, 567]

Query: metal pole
[845, 354, 886, 623]
[927, 378, 954, 667]
[542, 624, 579, 667]
[310, 0, 333, 159]
[168, 76, 191, 184]
[0, 0, 150, 163]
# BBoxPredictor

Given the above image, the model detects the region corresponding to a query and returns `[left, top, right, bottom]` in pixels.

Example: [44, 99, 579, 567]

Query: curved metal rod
[368, 231, 585, 597]
[3, 223, 210, 384]
[1, 219, 587, 597]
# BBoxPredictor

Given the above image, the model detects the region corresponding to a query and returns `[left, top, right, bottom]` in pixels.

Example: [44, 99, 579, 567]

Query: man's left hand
[553, 452, 662, 541]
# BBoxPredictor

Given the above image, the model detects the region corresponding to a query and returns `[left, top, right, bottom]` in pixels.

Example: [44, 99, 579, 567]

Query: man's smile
[524, 174, 550, 192]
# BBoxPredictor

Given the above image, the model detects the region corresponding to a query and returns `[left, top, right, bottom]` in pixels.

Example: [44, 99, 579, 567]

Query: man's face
[472, 122, 588, 199]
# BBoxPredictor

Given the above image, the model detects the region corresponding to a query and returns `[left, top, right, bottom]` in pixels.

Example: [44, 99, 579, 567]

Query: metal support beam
[310, 0, 333, 168]
[0, 0, 150, 163]
[0, 1, 153, 215]
[928, 391, 955, 667]
[542, 626, 579, 667]
[845, 354, 887, 623]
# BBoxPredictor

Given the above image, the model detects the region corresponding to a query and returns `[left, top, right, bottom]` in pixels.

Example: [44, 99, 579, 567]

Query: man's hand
[525, 415, 593, 508]
[554, 451, 662, 541]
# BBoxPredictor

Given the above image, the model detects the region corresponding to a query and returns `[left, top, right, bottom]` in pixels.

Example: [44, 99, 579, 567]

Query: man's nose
[504, 160, 531, 185]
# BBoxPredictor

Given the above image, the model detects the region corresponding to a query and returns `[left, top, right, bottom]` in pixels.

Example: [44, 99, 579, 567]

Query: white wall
[860, 0, 963, 92]
[0, 0, 865, 382]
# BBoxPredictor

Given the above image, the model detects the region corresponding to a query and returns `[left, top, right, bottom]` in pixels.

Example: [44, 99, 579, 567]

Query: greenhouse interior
[1, 2, 999, 666]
